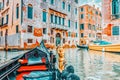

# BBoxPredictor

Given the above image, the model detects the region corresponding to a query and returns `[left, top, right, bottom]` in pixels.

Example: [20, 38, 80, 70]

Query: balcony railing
[50, 23, 69, 30]
[111, 14, 120, 20]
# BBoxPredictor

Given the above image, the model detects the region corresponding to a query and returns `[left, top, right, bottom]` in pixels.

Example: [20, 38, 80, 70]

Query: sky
[80, 0, 102, 10]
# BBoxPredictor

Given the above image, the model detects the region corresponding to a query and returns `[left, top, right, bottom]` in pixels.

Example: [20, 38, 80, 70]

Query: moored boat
[89, 40, 120, 52]
[0, 41, 57, 80]
[77, 45, 88, 50]
[0, 41, 80, 80]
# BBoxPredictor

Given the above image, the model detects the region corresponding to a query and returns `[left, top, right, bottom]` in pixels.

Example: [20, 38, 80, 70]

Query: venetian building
[79, 4, 102, 44]
[0, 0, 79, 49]
[102, 0, 120, 43]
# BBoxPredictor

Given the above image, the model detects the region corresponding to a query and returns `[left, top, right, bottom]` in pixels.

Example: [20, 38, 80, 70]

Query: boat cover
[39, 40, 50, 61]
[93, 40, 112, 45]
[23, 71, 53, 80]
[24, 41, 50, 65]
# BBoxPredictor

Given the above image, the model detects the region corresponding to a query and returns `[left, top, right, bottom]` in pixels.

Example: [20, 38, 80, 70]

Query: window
[6, 0, 9, 6]
[50, 14, 53, 23]
[59, 17, 61, 25]
[28, 4, 33, 19]
[55, 16, 57, 24]
[43, 0, 46, 2]
[2, 0, 4, 9]
[6, 15, 8, 24]
[50, 0, 54, 5]
[51, 29, 53, 35]
[75, 22, 77, 29]
[81, 33, 84, 37]
[43, 28, 47, 34]
[81, 14, 84, 19]
[81, 8, 83, 12]
[16, 4, 19, 19]
[68, 32, 71, 37]
[80, 24, 84, 30]
[96, 11, 98, 15]
[112, 26, 119, 35]
[43, 11, 47, 22]
[27, 25, 32, 33]
[1, 31, 3, 36]
[89, 33, 91, 37]
[75, 8, 77, 14]
[68, 4, 71, 12]
[0, 2, 2, 10]
[2, 17, 4, 25]
[75, 0, 78, 3]
[16, 25, 19, 33]
[76, 33, 78, 37]
[63, 38, 65, 43]
[50, 37, 54, 43]
[88, 24, 91, 30]
[68, 20, 70, 27]
[62, 18, 65, 25]
[112, 0, 120, 18]
[62, 2, 65, 9]
[28, 39, 33, 43]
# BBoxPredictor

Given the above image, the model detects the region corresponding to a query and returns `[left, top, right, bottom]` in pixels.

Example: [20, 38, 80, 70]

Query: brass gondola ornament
[57, 46, 65, 73]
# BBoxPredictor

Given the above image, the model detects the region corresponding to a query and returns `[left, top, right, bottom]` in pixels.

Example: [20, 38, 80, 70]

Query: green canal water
[0, 49, 120, 80]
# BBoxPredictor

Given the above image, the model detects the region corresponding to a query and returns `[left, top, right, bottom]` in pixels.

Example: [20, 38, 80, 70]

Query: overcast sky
[79, 0, 102, 10]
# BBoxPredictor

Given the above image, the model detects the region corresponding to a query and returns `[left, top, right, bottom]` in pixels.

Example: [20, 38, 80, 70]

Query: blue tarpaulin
[23, 71, 53, 80]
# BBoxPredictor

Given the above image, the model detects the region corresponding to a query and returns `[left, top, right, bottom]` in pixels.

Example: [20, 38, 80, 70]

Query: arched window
[62, 2, 65, 9]
[68, 4, 71, 12]
[28, 4, 33, 19]
[16, 4, 19, 19]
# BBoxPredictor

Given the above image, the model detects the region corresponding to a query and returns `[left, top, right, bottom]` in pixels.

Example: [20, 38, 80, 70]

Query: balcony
[111, 14, 120, 20]
[0, 23, 8, 28]
[50, 23, 69, 31]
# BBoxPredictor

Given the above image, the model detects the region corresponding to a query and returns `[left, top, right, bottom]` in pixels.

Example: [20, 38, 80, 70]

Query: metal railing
[50, 23, 69, 30]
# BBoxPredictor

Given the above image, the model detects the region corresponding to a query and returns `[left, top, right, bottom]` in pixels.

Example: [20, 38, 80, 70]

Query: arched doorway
[56, 33, 61, 46]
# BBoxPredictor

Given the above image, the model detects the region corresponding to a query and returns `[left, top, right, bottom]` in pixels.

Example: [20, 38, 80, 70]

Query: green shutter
[55, 16, 57, 24]
[62, 2, 65, 9]
[16, 25, 19, 33]
[68, 20, 70, 27]
[50, 0, 54, 4]
[6, 15, 8, 24]
[16, 6, 19, 19]
[62, 18, 64, 25]
[43, 11, 47, 22]
[51, 14, 53, 23]
[28, 6, 33, 19]
[68, 5, 70, 12]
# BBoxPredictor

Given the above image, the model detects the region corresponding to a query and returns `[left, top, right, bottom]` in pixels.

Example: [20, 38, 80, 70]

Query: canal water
[0, 49, 120, 80]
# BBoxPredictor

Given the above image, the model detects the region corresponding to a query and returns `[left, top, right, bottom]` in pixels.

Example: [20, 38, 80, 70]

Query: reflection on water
[65, 48, 120, 80]
[0, 49, 120, 80]
[0, 51, 27, 63]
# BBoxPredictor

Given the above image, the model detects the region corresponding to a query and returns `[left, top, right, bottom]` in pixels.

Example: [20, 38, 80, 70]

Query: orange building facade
[102, 0, 120, 43]
[79, 4, 102, 43]
[0, 0, 79, 49]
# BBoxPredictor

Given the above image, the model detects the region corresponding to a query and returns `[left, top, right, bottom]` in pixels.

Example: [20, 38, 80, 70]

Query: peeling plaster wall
[21, 0, 79, 46]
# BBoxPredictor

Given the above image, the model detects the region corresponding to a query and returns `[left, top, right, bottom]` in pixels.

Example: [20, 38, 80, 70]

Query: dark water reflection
[65, 48, 120, 80]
